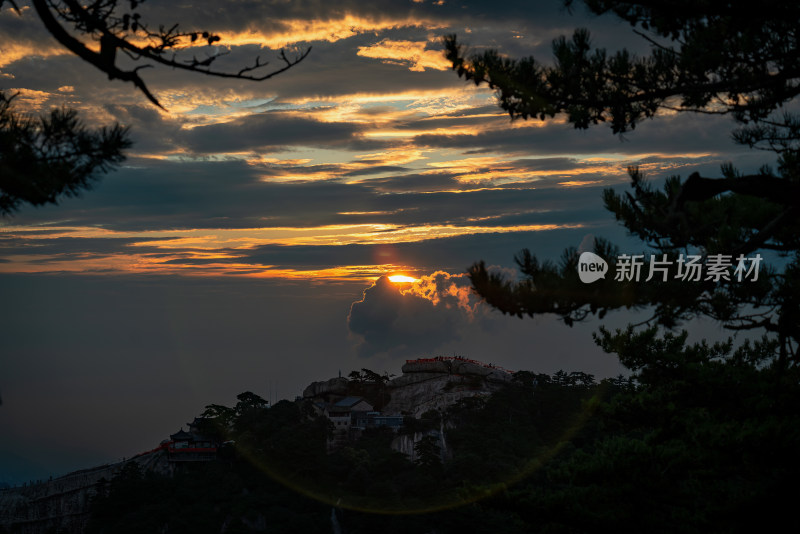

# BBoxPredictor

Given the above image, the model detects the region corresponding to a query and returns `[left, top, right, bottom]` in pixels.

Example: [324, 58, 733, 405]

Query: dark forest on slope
[71, 332, 800, 534]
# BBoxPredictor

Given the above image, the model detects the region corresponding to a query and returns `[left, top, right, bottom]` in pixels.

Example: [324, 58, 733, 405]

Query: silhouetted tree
[347, 370, 364, 383]
[413, 435, 442, 471]
[232, 391, 269, 434]
[359, 368, 383, 384]
[0, 0, 308, 214]
[445, 1, 800, 367]
[445, 2, 799, 143]
[4, 0, 309, 109]
[0, 90, 130, 215]
[443, 8, 800, 524]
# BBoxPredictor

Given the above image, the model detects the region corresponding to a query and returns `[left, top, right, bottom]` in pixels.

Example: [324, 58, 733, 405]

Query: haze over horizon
[1, 0, 756, 483]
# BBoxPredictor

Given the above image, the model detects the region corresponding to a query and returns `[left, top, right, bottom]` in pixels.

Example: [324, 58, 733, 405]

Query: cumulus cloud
[400, 271, 477, 315]
[347, 271, 489, 358]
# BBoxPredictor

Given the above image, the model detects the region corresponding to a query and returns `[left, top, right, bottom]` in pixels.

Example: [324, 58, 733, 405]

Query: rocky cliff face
[0, 450, 168, 534]
[399, 359, 513, 382]
[306, 358, 513, 460]
[302, 376, 349, 400]
[305, 358, 512, 417]
[382, 360, 510, 416]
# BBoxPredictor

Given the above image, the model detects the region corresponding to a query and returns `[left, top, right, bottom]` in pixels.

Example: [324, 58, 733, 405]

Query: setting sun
[388, 274, 418, 283]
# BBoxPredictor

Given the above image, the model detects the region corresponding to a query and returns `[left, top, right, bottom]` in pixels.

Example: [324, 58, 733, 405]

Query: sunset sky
[0, 0, 763, 482]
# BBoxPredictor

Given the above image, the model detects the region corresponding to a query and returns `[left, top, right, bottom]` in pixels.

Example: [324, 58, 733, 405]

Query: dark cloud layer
[182, 110, 367, 153]
[0, 236, 173, 259]
[414, 112, 743, 156]
[240, 225, 631, 273]
[1, 0, 649, 113]
[9, 156, 619, 232]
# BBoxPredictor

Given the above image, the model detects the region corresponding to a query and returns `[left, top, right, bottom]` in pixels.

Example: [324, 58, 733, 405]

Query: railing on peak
[404, 356, 514, 375]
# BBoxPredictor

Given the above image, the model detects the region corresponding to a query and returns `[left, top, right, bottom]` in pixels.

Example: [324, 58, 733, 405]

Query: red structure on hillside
[404, 355, 514, 375]
[164, 418, 219, 462]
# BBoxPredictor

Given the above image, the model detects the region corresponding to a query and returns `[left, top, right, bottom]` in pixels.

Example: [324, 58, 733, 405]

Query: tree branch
[32, 0, 164, 107]
[34, 0, 310, 109]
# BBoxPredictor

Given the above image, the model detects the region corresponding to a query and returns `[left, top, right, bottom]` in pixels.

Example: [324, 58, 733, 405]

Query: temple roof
[334, 396, 372, 409]
[170, 429, 193, 441]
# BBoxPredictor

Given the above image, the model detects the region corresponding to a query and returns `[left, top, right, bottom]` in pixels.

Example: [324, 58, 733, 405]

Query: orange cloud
[0, 222, 582, 279]
[1, 88, 59, 113]
[214, 16, 446, 49]
[399, 271, 477, 317]
[0, 42, 69, 68]
[0, 251, 412, 282]
[558, 180, 603, 187]
[357, 39, 451, 72]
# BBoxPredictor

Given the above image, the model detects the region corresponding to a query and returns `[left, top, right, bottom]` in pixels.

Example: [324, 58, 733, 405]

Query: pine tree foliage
[444, 1, 800, 140]
[0, 90, 130, 215]
[0, 0, 309, 213]
[445, 1, 800, 367]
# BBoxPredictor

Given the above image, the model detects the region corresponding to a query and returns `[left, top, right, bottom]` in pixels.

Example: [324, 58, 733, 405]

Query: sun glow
[388, 274, 418, 283]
